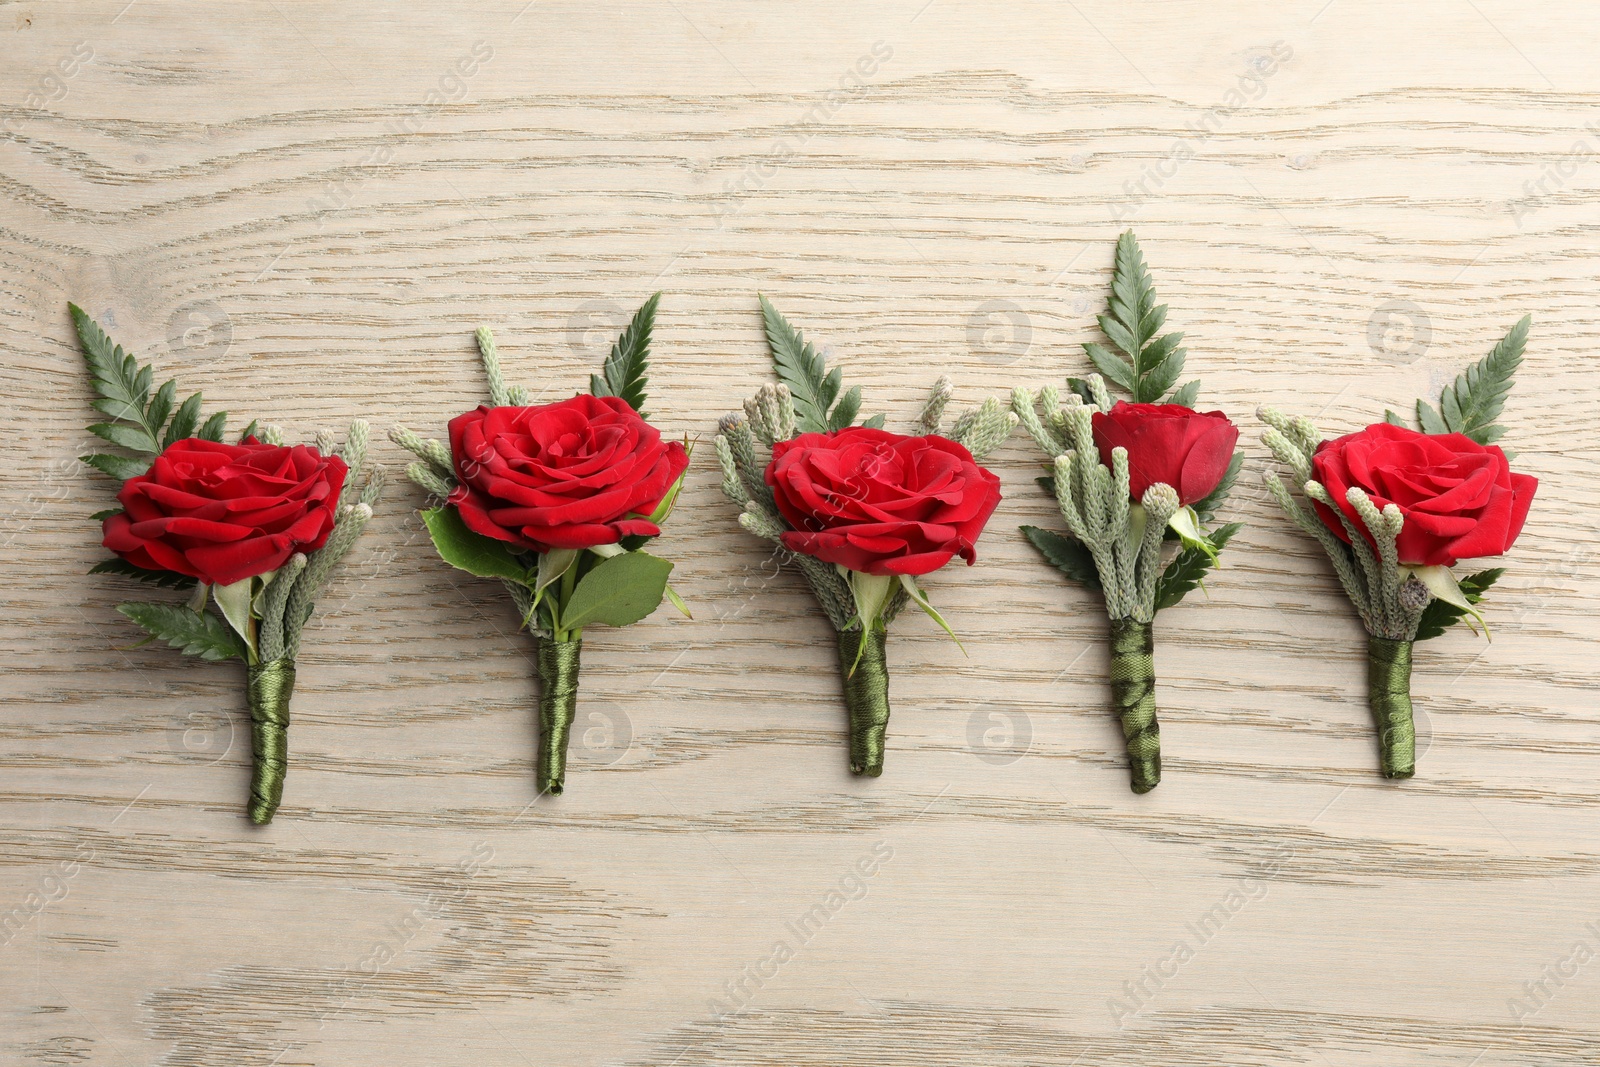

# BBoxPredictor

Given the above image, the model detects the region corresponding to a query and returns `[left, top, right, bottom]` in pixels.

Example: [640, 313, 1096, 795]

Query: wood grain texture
[3, 2, 1598, 1064]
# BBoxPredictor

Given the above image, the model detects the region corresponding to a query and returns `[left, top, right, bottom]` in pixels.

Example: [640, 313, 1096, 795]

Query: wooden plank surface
[3, 3, 1597, 1064]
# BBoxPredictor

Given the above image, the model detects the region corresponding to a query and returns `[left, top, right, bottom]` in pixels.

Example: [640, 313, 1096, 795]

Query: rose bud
[1091, 401, 1240, 506]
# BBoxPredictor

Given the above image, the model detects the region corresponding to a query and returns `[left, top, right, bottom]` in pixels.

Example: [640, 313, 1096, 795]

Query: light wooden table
[3, 3, 1596, 1064]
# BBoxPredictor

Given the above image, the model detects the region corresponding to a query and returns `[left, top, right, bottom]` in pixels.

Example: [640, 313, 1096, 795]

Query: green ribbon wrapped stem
[837, 627, 890, 777]
[1109, 618, 1160, 794]
[535, 635, 582, 796]
[1367, 636, 1416, 780]
[245, 657, 296, 825]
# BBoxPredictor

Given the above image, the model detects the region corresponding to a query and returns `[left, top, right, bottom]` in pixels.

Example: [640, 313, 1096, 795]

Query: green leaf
[164, 392, 203, 446]
[145, 379, 176, 437]
[1167, 506, 1219, 564]
[1166, 379, 1201, 407]
[1065, 377, 1099, 406]
[535, 547, 579, 595]
[90, 557, 197, 589]
[759, 295, 878, 433]
[1155, 522, 1243, 611]
[1191, 451, 1241, 527]
[860, 413, 886, 430]
[828, 384, 862, 431]
[89, 508, 121, 521]
[591, 292, 659, 417]
[81, 453, 151, 481]
[421, 507, 531, 584]
[1021, 525, 1102, 592]
[1085, 232, 1188, 404]
[70, 304, 190, 457]
[1415, 398, 1448, 435]
[237, 419, 259, 444]
[72, 304, 147, 415]
[88, 421, 160, 454]
[212, 578, 257, 655]
[1383, 409, 1406, 427]
[1407, 564, 1491, 638]
[1434, 316, 1529, 444]
[896, 574, 966, 655]
[1414, 568, 1504, 642]
[197, 411, 227, 442]
[557, 550, 673, 630]
[1082, 342, 1134, 393]
[116, 601, 247, 661]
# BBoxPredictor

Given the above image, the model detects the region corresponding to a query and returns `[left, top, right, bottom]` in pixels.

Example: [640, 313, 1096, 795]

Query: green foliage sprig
[1386, 315, 1529, 451]
[759, 295, 885, 434]
[72, 303, 229, 481]
[1081, 231, 1198, 406]
[590, 292, 658, 417]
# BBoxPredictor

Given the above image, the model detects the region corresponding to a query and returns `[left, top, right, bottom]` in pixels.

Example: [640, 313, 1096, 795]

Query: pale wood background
[2, 2, 1597, 1064]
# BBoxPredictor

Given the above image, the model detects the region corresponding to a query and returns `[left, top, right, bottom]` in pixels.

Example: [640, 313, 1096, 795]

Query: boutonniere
[73, 305, 381, 824]
[390, 295, 689, 796]
[715, 297, 1012, 777]
[1011, 233, 1242, 794]
[1257, 316, 1537, 778]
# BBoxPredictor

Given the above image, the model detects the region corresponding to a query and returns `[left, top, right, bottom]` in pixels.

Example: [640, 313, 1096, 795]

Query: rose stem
[1109, 618, 1161, 794]
[245, 658, 296, 824]
[1366, 636, 1417, 779]
[837, 627, 890, 777]
[535, 635, 582, 796]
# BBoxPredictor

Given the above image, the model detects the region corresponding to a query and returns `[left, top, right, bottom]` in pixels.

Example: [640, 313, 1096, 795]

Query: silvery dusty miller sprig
[1257, 316, 1537, 779]
[74, 305, 382, 824]
[390, 294, 689, 796]
[1011, 232, 1243, 794]
[717, 296, 1012, 777]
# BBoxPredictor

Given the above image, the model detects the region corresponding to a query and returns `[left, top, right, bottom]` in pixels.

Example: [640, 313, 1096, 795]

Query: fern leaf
[1167, 380, 1201, 408]
[1021, 525, 1102, 592]
[592, 292, 659, 417]
[197, 411, 227, 441]
[1414, 568, 1503, 641]
[1191, 452, 1241, 527]
[828, 385, 862, 431]
[81, 453, 151, 480]
[117, 602, 246, 661]
[1437, 316, 1528, 443]
[163, 392, 202, 446]
[759, 295, 876, 434]
[91, 558, 197, 590]
[1085, 232, 1188, 403]
[1155, 522, 1243, 611]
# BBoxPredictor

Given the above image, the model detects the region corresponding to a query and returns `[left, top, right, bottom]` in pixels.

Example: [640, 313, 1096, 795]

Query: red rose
[764, 427, 1002, 576]
[1311, 422, 1536, 567]
[1091, 401, 1239, 505]
[102, 438, 347, 587]
[447, 394, 689, 552]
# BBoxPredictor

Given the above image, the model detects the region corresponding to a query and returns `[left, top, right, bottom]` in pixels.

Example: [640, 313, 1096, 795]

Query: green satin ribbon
[1109, 618, 1160, 794]
[535, 636, 582, 796]
[246, 657, 296, 825]
[1367, 636, 1416, 780]
[837, 627, 890, 777]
